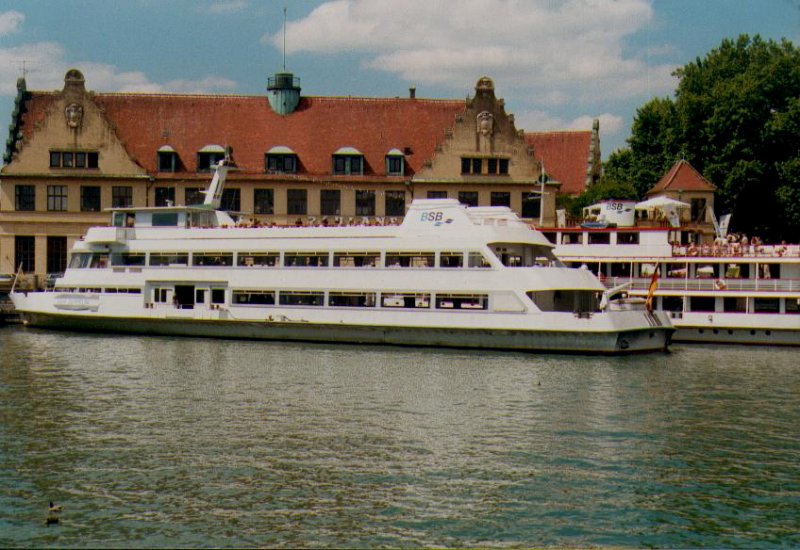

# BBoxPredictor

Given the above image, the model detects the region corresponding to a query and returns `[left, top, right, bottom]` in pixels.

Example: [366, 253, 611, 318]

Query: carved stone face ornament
[477, 111, 494, 137]
[65, 103, 83, 129]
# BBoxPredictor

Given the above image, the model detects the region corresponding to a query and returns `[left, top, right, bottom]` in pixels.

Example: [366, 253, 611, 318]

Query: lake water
[1, 325, 798, 547]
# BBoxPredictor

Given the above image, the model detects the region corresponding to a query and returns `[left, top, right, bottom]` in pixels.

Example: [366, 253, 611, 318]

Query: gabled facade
[0, 70, 600, 277]
[647, 159, 716, 226]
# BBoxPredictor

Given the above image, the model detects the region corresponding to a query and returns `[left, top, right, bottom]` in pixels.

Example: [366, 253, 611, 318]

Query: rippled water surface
[1, 325, 799, 547]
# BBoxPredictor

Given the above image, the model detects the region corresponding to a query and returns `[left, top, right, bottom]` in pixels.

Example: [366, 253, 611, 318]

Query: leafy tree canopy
[589, 35, 800, 240]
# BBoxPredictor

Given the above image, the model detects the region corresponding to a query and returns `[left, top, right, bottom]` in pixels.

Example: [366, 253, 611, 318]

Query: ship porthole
[766, 330, 772, 336]
[728, 330, 733, 335]
[713, 329, 719, 334]
[750, 330, 756, 336]
[620, 339, 629, 350]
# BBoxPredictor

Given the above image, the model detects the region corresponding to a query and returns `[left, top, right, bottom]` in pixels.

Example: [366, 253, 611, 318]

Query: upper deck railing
[603, 276, 800, 293]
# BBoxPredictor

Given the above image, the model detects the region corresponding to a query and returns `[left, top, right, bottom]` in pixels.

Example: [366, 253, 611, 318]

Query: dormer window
[385, 148, 405, 176]
[265, 146, 298, 174]
[197, 144, 226, 172]
[332, 147, 364, 175]
[157, 145, 178, 172]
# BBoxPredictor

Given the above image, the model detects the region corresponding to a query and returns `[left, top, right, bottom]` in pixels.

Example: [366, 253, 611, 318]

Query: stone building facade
[0, 70, 600, 276]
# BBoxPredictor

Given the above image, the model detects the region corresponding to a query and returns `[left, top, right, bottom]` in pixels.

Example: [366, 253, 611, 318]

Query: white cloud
[264, 0, 677, 103]
[0, 32, 237, 96]
[0, 10, 24, 36]
[207, 1, 248, 15]
[516, 110, 624, 141]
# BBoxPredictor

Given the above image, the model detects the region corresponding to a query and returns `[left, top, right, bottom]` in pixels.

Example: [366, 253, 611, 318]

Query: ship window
[617, 232, 639, 244]
[192, 253, 233, 266]
[491, 244, 559, 267]
[152, 212, 179, 226]
[435, 293, 488, 310]
[588, 232, 611, 244]
[689, 296, 715, 312]
[89, 254, 109, 268]
[333, 252, 380, 267]
[385, 252, 434, 268]
[328, 292, 376, 307]
[754, 298, 779, 313]
[560, 232, 582, 245]
[279, 291, 324, 306]
[439, 252, 463, 268]
[232, 290, 276, 305]
[211, 288, 226, 304]
[237, 253, 279, 267]
[468, 252, 492, 268]
[526, 290, 600, 313]
[69, 253, 92, 269]
[149, 253, 189, 266]
[153, 288, 169, 303]
[662, 296, 683, 312]
[284, 252, 329, 267]
[381, 293, 430, 308]
[724, 297, 747, 313]
[786, 299, 800, 314]
[111, 253, 146, 266]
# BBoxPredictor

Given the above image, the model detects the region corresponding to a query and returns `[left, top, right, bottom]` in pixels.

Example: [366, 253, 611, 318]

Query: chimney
[409, 87, 416, 99]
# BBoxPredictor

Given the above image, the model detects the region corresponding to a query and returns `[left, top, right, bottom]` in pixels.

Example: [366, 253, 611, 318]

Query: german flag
[645, 264, 660, 312]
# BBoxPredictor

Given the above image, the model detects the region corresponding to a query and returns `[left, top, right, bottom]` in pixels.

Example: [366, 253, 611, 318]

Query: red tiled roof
[30, 92, 467, 177]
[523, 131, 592, 195]
[647, 159, 716, 195]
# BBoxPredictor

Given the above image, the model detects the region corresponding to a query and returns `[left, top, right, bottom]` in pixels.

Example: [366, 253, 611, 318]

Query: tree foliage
[593, 35, 800, 240]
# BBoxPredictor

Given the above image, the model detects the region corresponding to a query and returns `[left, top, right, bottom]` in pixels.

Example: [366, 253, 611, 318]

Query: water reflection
[1, 327, 798, 547]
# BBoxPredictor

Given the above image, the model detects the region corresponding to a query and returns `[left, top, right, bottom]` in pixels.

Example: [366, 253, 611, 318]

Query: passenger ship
[549, 205, 800, 345]
[10, 161, 673, 354]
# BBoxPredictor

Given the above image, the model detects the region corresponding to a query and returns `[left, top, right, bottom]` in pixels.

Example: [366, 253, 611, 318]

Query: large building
[0, 70, 600, 278]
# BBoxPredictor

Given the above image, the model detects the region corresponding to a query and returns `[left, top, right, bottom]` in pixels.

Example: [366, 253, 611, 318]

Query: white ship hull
[15, 293, 674, 354]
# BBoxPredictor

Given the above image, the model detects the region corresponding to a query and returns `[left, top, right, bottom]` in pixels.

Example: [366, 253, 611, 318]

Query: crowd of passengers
[675, 234, 796, 258]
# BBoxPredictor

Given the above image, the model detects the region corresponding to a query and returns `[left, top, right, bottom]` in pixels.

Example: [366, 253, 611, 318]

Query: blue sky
[0, 0, 797, 159]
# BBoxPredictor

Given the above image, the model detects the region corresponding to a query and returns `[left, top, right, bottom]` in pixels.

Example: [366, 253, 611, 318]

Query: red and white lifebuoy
[714, 279, 727, 290]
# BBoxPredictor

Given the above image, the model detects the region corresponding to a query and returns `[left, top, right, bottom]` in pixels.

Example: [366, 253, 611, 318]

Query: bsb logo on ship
[420, 211, 454, 226]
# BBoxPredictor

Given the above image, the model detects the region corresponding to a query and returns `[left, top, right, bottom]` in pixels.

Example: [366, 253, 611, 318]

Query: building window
[355, 190, 376, 216]
[386, 154, 404, 176]
[320, 189, 341, 216]
[385, 190, 406, 216]
[332, 155, 364, 175]
[521, 192, 541, 219]
[47, 185, 68, 211]
[458, 191, 478, 207]
[461, 157, 483, 175]
[80, 186, 101, 212]
[254, 189, 274, 214]
[221, 188, 240, 211]
[197, 150, 225, 172]
[15, 185, 35, 211]
[50, 150, 98, 169]
[47, 236, 68, 274]
[691, 198, 707, 222]
[154, 187, 175, 207]
[112, 186, 133, 208]
[184, 188, 203, 206]
[287, 189, 307, 215]
[427, 191, 447, 199]
[266, 154, 298, 174]
[15, 236, 35, 273]
[158, 150, 178, 172]
[487, 158, 510, 175]
[490, 192, 511, 207]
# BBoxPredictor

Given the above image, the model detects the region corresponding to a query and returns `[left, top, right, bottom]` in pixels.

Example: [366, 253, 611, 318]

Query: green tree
[594, 34, 800, 240]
